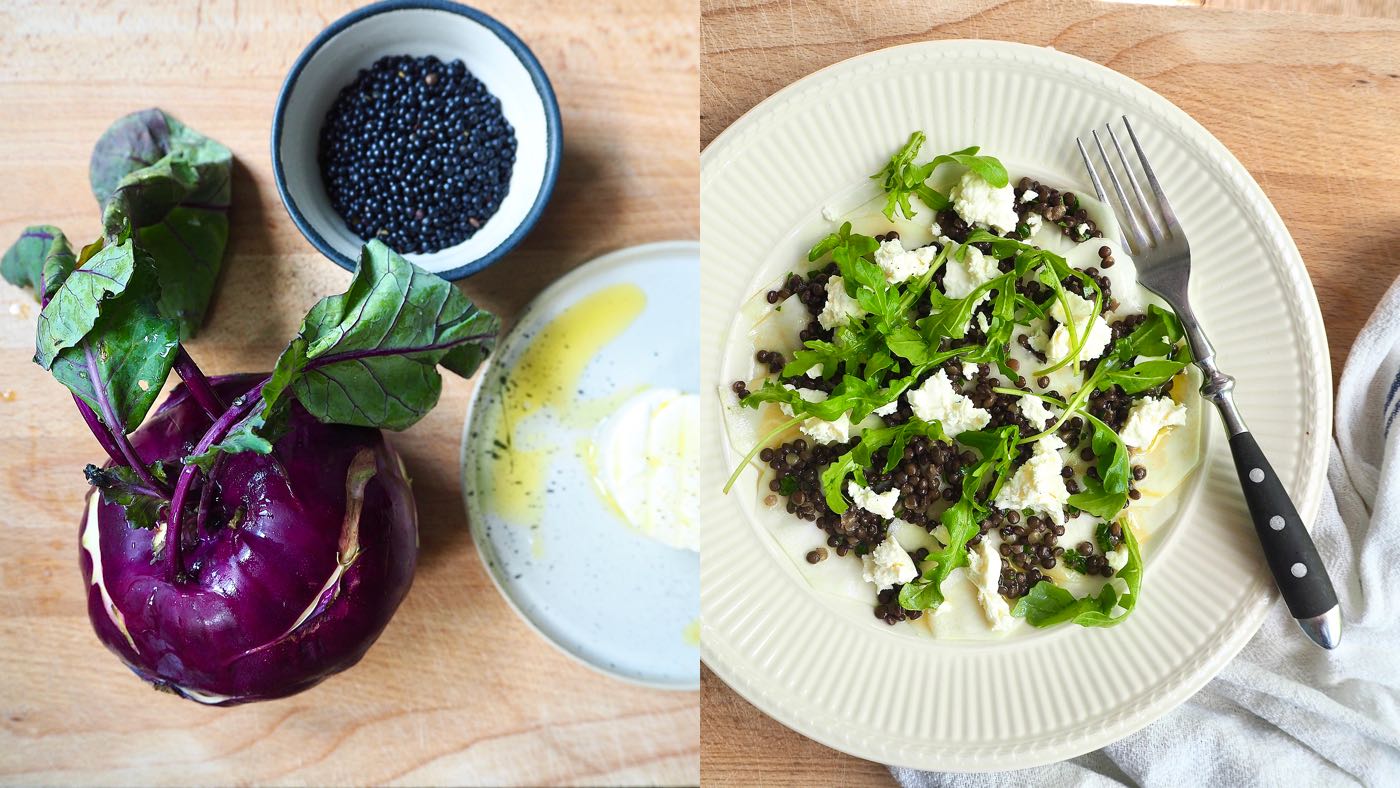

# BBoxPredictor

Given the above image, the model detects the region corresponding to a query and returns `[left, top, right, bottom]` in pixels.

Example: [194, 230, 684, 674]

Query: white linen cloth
[894, 278, 1400, 786]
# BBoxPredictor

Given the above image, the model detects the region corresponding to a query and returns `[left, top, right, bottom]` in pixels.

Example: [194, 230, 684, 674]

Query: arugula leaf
[1014, 518, 1142, 627]
[1102, 358, 1188, 395]
[1067, 412, 1130, 518]
[886, 325, 930, 365]
[869, 132, 949, 221]
[898, 425, 1019, 611]
[820, 419, 946, 513]
[898, 498, 978, 610]
[39, 237, 180, 433]
[85, 461, 170, 529]
[919, 272, 1014, 341]
[1, 226, 75, 302]
[1110, 304, 1187, 363]
[90, 109, 233, 339]
[1067, 478, 1124, 520]
[1012, 580, 1116, 626]
[929, 146, 1010, 189]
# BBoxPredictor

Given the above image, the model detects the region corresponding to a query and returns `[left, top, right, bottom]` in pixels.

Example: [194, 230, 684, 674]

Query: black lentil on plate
[318, 54, 517, 255]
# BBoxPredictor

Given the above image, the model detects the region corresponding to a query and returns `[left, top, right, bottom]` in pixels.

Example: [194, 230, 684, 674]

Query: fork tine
[1076, 136, 1134, 255]
[1122, 116, 1180, 233]
[1106, 122, 1164, 244]
[1092, 130, 1151, 253]
[1075, 137, 1110, 205]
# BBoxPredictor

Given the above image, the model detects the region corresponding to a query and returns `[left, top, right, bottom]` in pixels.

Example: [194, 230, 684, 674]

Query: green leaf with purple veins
[1, 226, 75, 301]
[91, 108, 232, 339]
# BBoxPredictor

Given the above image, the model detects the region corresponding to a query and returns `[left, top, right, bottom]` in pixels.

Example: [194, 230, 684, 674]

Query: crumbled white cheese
[941, 244, 1001, 299]
[848, 480, 900, 519]
[1076, 222, 1090, 236]
[929, 221, 943, 236]
[961, 361, 980, 379]
[1019, 395, 1055, 430]
[818, 275, 866, 330]
[821, 205, 840, 222]
[861, 532, 918, 590]
[906, 369, 991, 436]
[1120, 396, 1187, 450]
[951, 170, 1020, 234]
[976, 312, 990, 332]
[1047, 292, 1112, 363]
[1025, 213, 1043, 235]
[967, 539, 1015, 631]
[777, 383, 826, 417]
[873, 238, 938, 284]
[1106, 548, 1129, 572]
[800, 412, 851, 444]
[806, 363, 823, 379]
[777, 384, 851, 444]
[993, 434, 1071, 525]
[873, 399, 899, 417]
[1020, 190, 1039, 204]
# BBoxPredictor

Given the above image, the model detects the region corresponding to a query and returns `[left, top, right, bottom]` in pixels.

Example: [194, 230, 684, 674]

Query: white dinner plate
[700, 40, 1330, 770]
[463, 241, 700, 690]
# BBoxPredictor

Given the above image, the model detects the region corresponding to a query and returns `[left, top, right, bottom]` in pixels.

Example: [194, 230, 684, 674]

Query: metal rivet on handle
[1270, 516, 1285, 530]
[1291, 563, 1307, 578]
[1249, 468, 1265, 483]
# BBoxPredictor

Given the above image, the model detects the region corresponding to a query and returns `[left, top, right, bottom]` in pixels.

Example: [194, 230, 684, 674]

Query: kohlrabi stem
[74, 395, 127, 468]
[167, 381, 266, 579]
[174, 346, 224, 419]
[195, 453, 223, 535]
[83, 344, 169, 497]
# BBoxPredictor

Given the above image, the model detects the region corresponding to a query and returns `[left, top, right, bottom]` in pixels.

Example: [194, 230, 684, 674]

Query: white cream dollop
[590, 388, 701, 551]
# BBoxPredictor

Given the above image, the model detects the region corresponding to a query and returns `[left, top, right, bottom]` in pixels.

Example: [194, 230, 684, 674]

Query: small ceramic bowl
[272, 0, 562, 280]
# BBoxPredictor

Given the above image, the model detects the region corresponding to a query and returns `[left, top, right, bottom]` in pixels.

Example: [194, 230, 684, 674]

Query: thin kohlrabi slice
[90, 108, 232, 339]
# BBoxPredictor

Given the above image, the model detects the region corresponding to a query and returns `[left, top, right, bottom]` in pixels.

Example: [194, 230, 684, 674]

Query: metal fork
[1078, 117, 1341, 649]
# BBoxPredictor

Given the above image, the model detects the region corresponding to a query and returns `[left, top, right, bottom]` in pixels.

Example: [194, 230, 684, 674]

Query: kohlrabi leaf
[90, 109, 232, 339]
[85, 461, 170, 529]
[1, 226, 75, 301]
[34, 238, 135, 369]
[38, 237, 180, 433]
[259, 240, 498, 432]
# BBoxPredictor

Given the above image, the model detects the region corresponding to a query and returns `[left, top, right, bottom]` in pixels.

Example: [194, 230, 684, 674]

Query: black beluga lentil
[319, 54, 517, 255]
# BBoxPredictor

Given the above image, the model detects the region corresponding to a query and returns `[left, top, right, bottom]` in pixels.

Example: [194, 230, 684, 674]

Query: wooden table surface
[0, 1, 697, 785]
[700, 0, 1400, 784]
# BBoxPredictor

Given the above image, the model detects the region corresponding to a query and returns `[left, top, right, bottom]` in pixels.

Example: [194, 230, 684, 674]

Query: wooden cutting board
[701, 0, 1400, 784]
[0, 0, 697, 784]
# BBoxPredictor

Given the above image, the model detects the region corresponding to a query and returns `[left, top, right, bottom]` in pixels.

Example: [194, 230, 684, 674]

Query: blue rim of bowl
[270, 0, 563, 281]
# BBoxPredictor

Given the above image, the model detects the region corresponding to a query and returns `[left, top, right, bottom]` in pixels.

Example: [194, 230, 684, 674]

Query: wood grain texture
[701, 0, 1400, 781]
[0, 0, 697, 785]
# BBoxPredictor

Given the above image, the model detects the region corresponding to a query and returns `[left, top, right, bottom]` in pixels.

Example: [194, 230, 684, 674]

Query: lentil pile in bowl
[319, 54, 517, 255]
[722, 132, 1205, 638]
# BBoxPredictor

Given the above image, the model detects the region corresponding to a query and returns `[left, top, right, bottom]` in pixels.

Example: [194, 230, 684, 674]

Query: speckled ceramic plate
[700, 41, 1330, 770]
[462, 241, 700, 690]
